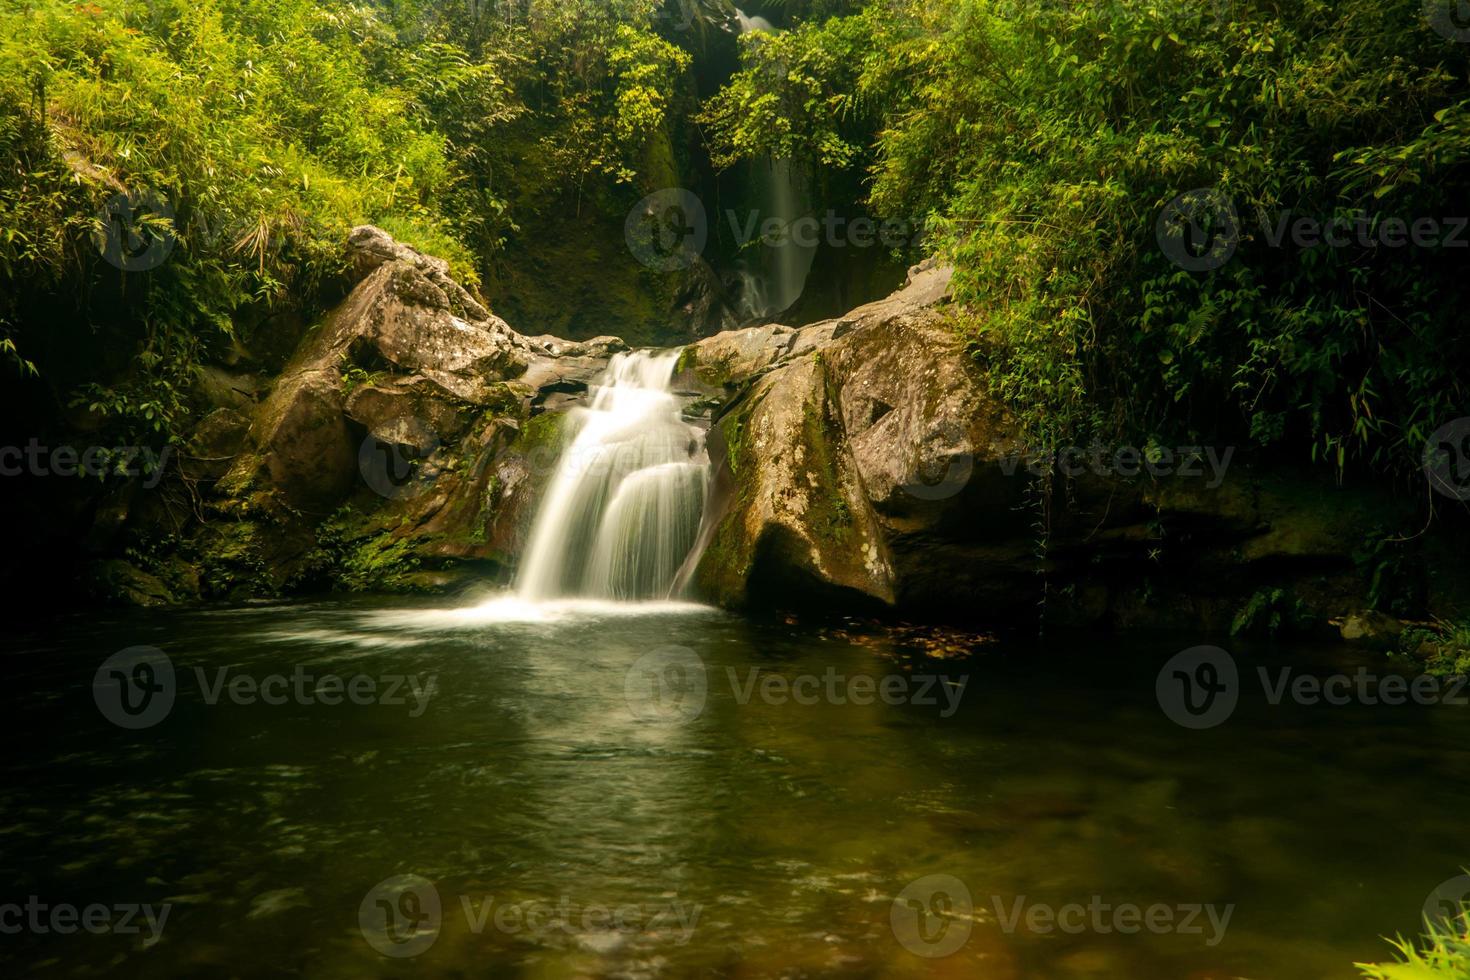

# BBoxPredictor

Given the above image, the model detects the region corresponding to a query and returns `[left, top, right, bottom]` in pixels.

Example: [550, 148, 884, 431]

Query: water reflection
[1, 598, 1467, 978]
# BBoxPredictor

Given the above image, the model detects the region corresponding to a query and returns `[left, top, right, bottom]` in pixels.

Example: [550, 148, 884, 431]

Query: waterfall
[763, 156, 815, 314]
[516, 350, 708, 601]
[733, 266, 774, 321]
[733, 7, 774, 32]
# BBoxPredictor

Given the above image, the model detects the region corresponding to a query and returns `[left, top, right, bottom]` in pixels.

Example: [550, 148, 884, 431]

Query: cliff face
[59, 229, 1463, 642]
[681, 262, 1460, 637]
[71, 227, 627, 605]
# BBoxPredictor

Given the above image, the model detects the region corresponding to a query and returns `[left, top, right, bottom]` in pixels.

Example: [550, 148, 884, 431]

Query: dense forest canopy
[3, 0, 1468, 481]
[6, 6, 1470, 975]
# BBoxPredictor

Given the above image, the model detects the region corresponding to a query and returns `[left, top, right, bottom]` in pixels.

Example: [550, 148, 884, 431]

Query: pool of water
[4, 594, 1467, 977]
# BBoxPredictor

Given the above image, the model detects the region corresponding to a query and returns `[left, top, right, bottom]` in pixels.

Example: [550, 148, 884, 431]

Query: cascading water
[515, 350, 707, 602]
[727, 8, 814, 320]
[761, 155, 816, 314]
[733, 7, 774, 33]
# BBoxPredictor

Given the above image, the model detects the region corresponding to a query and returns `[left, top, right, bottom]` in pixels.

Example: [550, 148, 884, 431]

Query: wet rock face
[686, 260, 1417, 629]
[694, 355, 896, 611]
[183, 228, 619, 595]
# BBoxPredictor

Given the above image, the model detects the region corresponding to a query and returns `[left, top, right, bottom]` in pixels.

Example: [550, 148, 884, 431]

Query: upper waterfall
[515, 349, 708, 601]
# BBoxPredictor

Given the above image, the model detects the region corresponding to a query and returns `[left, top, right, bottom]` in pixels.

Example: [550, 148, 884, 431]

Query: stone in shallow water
[575, 930, 627, 954]
[247, 887, 309, 919]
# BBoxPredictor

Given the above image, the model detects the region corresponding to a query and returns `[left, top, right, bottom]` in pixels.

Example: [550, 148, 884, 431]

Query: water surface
[4, 595, 1466, 977]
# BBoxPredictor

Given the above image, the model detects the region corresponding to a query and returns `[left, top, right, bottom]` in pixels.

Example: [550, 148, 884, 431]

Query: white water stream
[515, 350, 708, 602]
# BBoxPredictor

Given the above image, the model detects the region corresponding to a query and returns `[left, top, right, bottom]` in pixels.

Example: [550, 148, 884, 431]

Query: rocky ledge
[676, 261, 1468, 640]
[80, 230, 1467, 645]
[87, 227, 628, 603]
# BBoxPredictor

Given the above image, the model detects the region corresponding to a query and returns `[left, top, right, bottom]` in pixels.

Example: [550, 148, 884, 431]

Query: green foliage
[0, 0, 708, 446]
[701, 0, 1470, 476]
[0, 0, 485, 441]
[313, 508, 423, 592]
[1396, 620, 1470, 677]
[698, 12, 877, 170]
[1355, 529, 1427, 617]
[1358, 904, 1470, 979]
[1231, 586, 1313, 638]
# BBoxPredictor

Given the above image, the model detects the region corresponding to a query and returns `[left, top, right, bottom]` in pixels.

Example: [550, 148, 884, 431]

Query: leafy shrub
[701, 0, 1470, 477]
[1358, 905, 1470, 979]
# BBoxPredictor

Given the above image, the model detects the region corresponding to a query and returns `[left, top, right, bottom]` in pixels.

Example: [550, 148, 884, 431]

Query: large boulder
[221, 227, 538, 510]
[687, 260, 1419, 630]
[694, 355, 896, 609]
[197, 227, 616, 593]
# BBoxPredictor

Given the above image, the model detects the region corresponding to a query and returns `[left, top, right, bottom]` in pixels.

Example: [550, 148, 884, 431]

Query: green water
[4, 595, 1467, 978]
